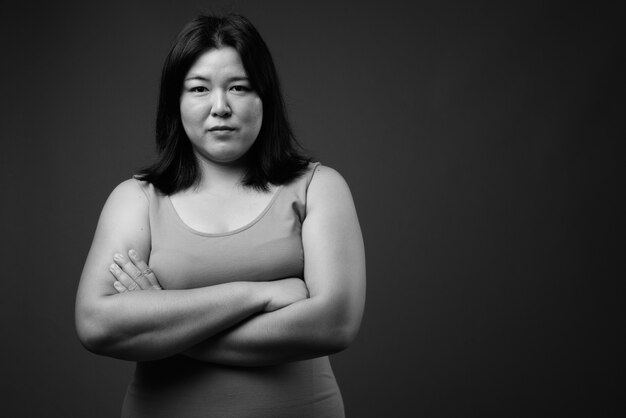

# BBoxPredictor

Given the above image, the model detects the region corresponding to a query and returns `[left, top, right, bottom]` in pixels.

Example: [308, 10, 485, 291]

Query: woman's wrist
[255, 278, 309, 313]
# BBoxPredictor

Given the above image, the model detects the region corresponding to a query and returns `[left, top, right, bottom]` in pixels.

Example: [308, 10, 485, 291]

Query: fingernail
[114, 253, 123, 261]
[110, 264, 118, 272]
[129, 249, 137, 259]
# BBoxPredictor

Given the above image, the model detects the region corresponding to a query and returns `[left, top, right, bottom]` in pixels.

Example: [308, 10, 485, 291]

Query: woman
[75, 14, 365, 418]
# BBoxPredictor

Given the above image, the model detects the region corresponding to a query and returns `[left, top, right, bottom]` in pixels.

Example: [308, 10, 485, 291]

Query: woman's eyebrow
[184, 75, 249, 82]
[184, 75, 209, 82]
[227, 76, 249, 82]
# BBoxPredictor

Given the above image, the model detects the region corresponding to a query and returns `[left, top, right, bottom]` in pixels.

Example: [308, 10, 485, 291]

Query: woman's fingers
[113, 252, 154, 290]
[113, 281, 128, 293]
[109, 263, 140, 291]
[128, 249, 162, 290]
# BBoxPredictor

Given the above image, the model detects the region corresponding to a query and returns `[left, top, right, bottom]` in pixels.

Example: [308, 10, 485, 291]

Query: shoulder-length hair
[136, 14, 310, 194]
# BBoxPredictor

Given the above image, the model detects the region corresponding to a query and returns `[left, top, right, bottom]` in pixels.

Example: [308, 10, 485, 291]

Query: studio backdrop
[0, 1, 622, 417]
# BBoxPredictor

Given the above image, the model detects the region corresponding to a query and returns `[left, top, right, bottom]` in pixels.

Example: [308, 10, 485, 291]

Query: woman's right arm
[74, 179, 305, 362]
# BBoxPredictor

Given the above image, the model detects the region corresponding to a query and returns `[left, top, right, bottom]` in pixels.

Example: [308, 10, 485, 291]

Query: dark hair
[136, 14, 310, 194]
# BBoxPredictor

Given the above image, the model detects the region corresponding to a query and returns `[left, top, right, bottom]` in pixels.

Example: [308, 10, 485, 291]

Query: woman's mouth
[208, 126, 236, 131]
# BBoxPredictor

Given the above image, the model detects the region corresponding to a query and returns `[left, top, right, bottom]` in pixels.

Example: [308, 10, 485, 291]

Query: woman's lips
[208, 126, 235, 131]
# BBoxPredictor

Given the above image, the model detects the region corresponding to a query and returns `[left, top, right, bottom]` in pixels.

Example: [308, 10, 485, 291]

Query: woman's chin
[196, 150, 249, 166]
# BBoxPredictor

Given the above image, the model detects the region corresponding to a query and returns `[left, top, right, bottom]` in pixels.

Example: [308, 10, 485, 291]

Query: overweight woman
[75, 14, 365, 418]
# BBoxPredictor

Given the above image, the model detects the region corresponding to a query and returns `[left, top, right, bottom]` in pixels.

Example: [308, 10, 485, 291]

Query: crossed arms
[74, 166, 366, 366]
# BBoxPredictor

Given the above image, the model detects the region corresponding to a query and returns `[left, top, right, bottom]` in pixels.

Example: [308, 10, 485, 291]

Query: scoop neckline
[166, 185, 284, 237]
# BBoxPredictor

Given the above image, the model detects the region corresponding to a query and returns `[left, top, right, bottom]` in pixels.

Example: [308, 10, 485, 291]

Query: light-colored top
[121, 162, 345, 418]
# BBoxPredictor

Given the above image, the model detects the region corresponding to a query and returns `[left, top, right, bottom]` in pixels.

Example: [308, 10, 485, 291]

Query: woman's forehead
[185, 47, 248, 81]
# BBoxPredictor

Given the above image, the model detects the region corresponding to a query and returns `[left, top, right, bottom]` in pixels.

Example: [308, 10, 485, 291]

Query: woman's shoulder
[308, 163, 350, 193]
[104, 178, 153, 209]
[280, 162, 351, 195]
[305, 163, 354, 212]
[110, 177, 147, 195]
[94, 179, 152, 235]
[289, 162, 345, 187]
[282, 162, 352, 215]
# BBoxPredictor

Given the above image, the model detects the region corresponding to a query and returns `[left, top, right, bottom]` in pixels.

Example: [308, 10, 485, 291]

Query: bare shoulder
[309, 165, 352, 195]
[98, 178, 149, 215]
[307, 165, 355, 212]
[94, 178, 151, 240]
[108, 178, 149, 202]
[310, 164, 348, 185]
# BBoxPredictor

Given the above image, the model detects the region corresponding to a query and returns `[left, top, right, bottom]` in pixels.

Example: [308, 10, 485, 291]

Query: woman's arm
[75, 179, 306, 362]
[183, 166, 366, 366]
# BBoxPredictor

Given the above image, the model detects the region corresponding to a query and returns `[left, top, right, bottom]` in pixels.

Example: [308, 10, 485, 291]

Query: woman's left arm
[184, 166, 366, 366]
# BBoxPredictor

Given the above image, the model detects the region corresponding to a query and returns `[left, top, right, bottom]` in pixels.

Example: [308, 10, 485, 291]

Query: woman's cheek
[250, 98, 263, 131]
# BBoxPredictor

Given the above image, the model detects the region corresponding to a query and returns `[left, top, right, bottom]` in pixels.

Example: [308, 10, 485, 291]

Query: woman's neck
[193, 156, 248, 194]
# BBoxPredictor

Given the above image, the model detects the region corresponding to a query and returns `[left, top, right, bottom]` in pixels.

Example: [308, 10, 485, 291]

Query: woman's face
[180, 47, 263, 165]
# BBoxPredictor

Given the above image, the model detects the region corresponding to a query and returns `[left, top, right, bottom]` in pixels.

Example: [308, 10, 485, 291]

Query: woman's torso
[121, 162, 345, 418]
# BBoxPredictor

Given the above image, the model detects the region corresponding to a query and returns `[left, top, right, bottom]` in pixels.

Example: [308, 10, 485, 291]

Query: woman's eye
[231, 85, 251, 93]
[189, 86, 208, 93]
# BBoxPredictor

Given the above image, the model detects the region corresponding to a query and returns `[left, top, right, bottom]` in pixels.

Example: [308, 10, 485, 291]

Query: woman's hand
[107, 249, 307, 312]
[110, 249, 162, 293]
[261, 278, 309, 312]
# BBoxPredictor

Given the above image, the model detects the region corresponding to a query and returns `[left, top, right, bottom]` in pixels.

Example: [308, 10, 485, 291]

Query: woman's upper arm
[75, 179, 151, 337]
[301, 165, 366, 343]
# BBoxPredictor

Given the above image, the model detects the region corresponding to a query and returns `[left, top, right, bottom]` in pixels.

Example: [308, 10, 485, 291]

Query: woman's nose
[211, 91, 231, 117]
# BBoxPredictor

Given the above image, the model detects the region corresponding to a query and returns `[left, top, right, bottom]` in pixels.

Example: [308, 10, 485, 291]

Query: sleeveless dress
[120, 162, 345, 418]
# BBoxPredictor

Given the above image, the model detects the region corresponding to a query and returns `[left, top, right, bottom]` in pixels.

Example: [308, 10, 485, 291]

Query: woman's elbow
[320, 308, 363, 354]
[328, 322, 360, 353]
[76, 313, 109, 354]
[311, 296, 363, 353]
[75, 301, 122, 355]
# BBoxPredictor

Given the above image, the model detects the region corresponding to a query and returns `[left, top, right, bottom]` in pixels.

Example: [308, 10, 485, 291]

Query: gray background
[1, 0, 622, 416]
